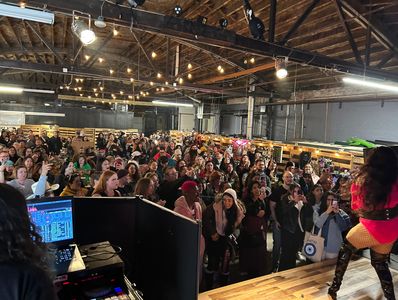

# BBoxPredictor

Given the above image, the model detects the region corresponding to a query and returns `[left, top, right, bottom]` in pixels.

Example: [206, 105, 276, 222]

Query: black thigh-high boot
[370, 250, 396, 300]
[328, 241, 357, 299]
[204, 270, 214, 291]
[219, 273, 229, 287]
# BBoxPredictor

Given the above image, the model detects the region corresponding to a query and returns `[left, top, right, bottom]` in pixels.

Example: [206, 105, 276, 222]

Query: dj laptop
[27, 196, 85, 275]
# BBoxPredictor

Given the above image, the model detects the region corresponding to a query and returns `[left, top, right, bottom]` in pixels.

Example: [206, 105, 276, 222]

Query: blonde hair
[92, 170, 116, 195]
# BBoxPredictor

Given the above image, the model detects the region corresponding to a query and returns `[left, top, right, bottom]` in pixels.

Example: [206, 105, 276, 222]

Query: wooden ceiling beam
[198, 62, 275, 84]
[280, 0, 321, 46]
[84, 31, 114, 68]
[25, 21, 64, 63]
[341, 0, 398, 53]
[7, 0, 398, 82]
[333, 0, 363, 65]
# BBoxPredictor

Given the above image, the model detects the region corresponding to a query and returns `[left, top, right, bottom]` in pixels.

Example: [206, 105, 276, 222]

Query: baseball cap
[180, 180, 198, 191]
[117, 169, 129, 179]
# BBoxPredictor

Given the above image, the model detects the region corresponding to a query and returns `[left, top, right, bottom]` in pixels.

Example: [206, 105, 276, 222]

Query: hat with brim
[31, 181, 60, 194]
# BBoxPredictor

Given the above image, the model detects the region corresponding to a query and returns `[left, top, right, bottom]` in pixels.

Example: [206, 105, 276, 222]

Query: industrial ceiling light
[152, 100, 193, 107]
[0, 3, 54, 24]
[197, 16, 207, 25]
[174, 5, 182, 16]
[275, 57, 288, 79]
[127, 0, 146, 8]
[343, 77, 398, 93]
[71, 15, 96, 45]
[219, 18, 228, 29]
[94, 1, 106, 28]
[0, 86, 23, 94]
[0, 86, 54, 94]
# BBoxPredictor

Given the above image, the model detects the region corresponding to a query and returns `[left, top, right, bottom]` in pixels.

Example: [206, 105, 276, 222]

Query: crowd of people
[1, 127, 388, 297]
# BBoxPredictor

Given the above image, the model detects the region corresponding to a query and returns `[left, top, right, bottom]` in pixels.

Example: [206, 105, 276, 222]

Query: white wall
[273, 101, 398, 142]
[178, 107, 195, 131]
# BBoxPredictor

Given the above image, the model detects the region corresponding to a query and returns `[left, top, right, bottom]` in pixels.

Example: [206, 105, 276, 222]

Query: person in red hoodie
[328, 147, 398, 300]
[174, 181, 205, 281]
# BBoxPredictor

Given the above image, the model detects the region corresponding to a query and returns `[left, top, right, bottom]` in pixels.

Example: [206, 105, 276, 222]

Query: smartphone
[332, 200, 338, 208]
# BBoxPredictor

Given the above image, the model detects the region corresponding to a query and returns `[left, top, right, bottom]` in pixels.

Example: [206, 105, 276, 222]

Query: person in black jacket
[48, 131, 63, 155]
[0, 183, 55, 300]
[279, 182, 314, 271]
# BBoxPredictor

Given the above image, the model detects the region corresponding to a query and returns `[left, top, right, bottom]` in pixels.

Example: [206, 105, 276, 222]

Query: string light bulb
[130, 78, 134, 83]
[109, 69, 114, 75]
[151, 51, 157, 59]
[157, 72, 162, 79]
[127, 67, 132, 73]
[188, 73, 192, 79]
[187, 63, 192, 70]
[98, 57, 104, 63]
[113, 24, 119, 36]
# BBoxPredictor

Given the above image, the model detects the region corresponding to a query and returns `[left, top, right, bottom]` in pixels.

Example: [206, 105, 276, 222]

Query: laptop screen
[27, 197, 74, 244]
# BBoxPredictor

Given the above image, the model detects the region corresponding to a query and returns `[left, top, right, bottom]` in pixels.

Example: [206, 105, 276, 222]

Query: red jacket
[351, 181, 398, 243]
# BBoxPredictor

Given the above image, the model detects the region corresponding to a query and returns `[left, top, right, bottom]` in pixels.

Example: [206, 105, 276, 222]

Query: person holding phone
[328, 147, 398, 300]
[279, 183, 313, 271]
[314, 192, 351, 260]
[0, 161, 51, 198]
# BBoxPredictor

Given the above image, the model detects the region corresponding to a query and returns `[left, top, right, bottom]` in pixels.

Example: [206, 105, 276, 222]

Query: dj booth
[27, 196, 201, 300]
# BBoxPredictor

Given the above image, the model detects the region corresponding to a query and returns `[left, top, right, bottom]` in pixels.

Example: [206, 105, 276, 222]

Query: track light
[275, 57, 288, 79]
[174, 5, 182, 16]
[197, 16, 207, 25]
[219, 18, 228, 29]
[71, 17, 96, 45]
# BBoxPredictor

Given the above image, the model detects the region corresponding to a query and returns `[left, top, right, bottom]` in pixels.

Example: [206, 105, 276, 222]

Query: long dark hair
[0, 184, 52, 276]
[357, 147, 398, 208]
[319, 192, 338, 215]
[223, 196, 238, 236]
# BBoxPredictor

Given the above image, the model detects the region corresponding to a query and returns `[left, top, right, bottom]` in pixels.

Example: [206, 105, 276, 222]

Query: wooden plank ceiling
[0, 0, 397, 108]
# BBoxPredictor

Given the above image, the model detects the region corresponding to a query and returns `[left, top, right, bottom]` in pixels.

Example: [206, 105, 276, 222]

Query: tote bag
[302, 226, 325, 262]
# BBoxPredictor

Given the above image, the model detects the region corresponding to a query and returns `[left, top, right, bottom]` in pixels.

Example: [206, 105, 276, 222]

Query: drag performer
[328, 146, 398, 299]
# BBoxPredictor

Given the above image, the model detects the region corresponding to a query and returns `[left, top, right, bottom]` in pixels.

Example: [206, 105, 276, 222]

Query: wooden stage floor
[199, 258, 398, 300]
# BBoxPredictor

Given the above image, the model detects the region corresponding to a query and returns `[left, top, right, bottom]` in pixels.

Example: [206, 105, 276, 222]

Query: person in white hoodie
[202, 188, 244, 290]
[174, 181, 205, 280]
